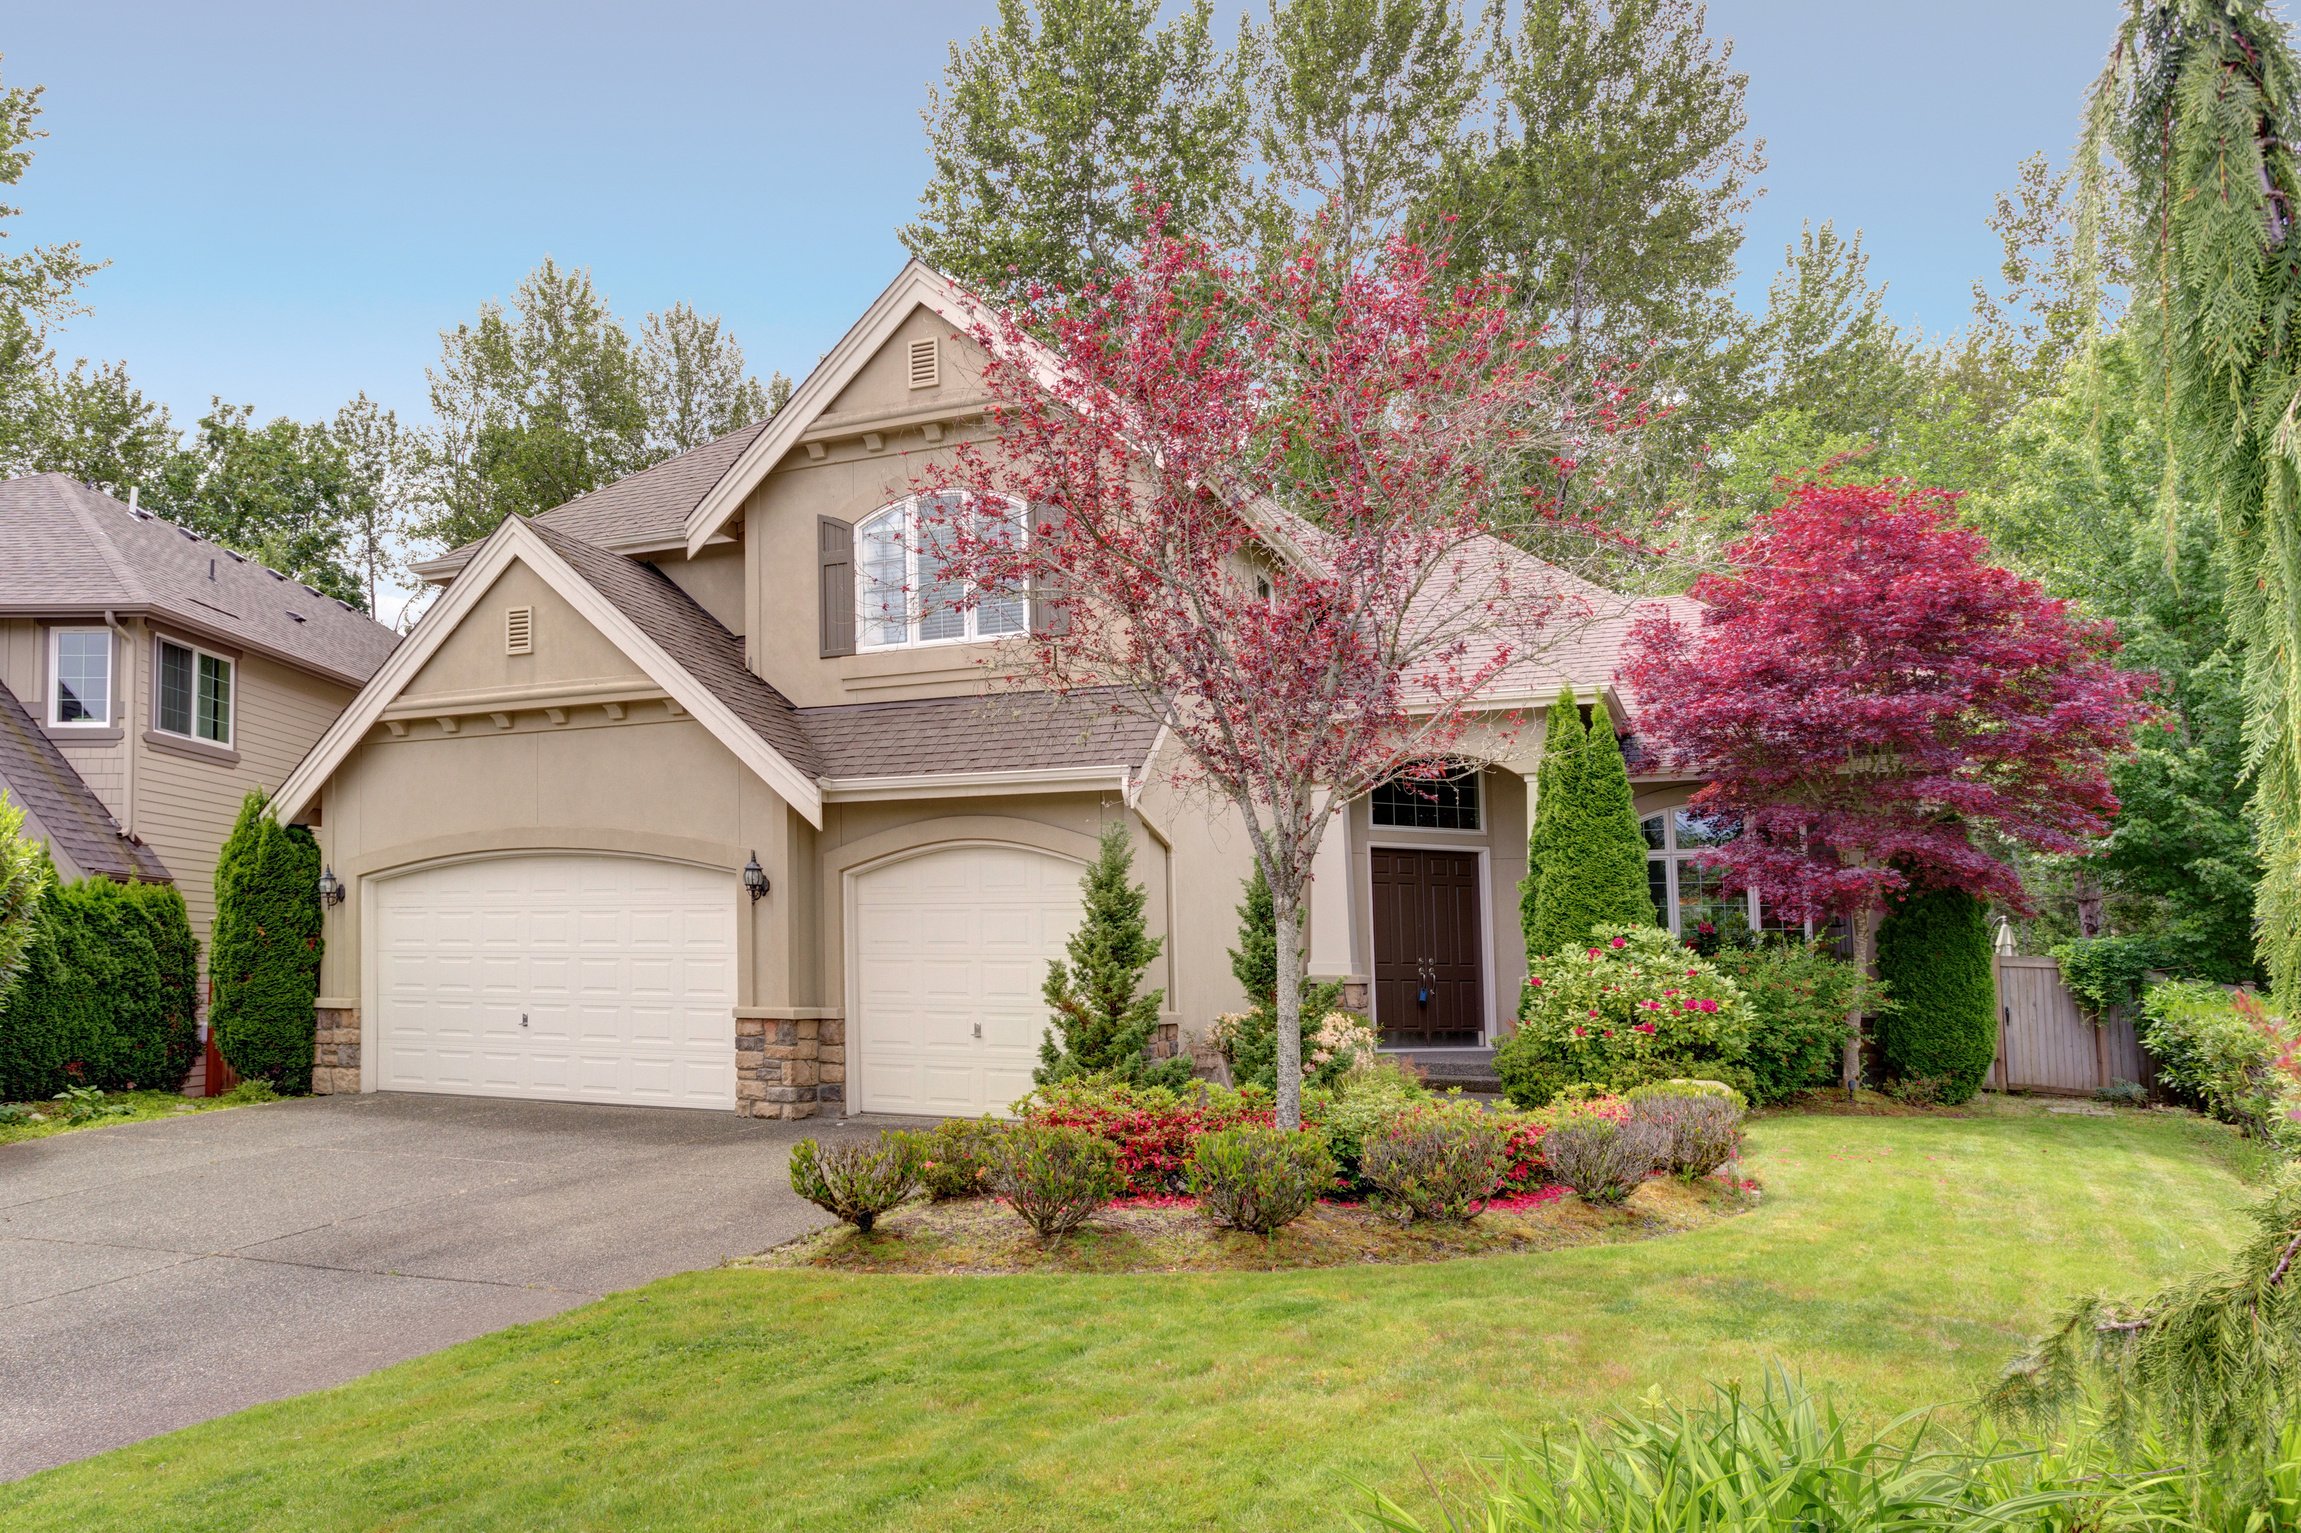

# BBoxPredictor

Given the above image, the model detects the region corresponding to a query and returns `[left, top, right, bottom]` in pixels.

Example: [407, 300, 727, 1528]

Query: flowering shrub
[1495, 925, 1753, 1108]
[1207, 1000, 1364, 1091]
[893, 1117, 1008, 1200]
[789, 1133, 916, 1232]
[1186, 1126, 1336, 1234]
[991, 1124, 1121, 1238]
[1361, 1106, 1511, 1222]
[1303, 1056, 1432, 1191]
[2141, 983, 2301, 1146]
[1016, 1077, 1274, 1195]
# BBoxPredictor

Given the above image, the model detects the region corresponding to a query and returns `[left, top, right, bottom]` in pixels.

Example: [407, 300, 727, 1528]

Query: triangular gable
[683, 260, 1060, 555]
[272, 516, 824, 827]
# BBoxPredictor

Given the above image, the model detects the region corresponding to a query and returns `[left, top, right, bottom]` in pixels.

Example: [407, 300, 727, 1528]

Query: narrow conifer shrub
[788, 1134, 916, 1232]
[1186, 1126, 1335, 1234]
[1875, 886, 1997, 1104]
[1037, 823, 1192, 1087]
[209, 792, 323, 1092]
[993, 1123, 1121, 1238]
[1527, 697, 1654, 956]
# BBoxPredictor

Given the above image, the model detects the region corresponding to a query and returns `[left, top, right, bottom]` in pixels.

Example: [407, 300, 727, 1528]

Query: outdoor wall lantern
[743, 853, 769, 902]
[318, 865, 345, 907]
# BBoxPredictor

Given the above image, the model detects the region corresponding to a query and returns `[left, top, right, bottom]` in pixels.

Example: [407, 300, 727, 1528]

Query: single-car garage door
[852, 844, 1085, 1116]
[374, 855, 737, 1109]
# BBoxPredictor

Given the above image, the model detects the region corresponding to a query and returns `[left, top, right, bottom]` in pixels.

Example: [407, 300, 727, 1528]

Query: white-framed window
[48, 628, 111, 728]
[1642, 809, 1834, 944]
[855, 491, 1028, 650]
[1371, 765, 1482, 830]
[155, 637, 234, 746]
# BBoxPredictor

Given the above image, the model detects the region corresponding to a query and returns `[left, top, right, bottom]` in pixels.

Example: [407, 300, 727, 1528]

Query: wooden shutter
[1028, 503, 1070, 637]
[818, 516, 855, 657]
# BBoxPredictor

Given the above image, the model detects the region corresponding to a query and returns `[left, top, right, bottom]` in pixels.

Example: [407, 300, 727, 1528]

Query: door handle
[972, 1022, 983, 1039]
[520, 1013, 529, 1029]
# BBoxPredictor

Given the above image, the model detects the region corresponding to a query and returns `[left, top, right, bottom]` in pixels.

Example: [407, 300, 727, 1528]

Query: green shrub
[1525, 694, 1656, 957]
[2141, 981, 2284, 1135]
[994, 1124, 1121, 1238]
[1624, 1085, 1743, 1177]
[0, 790, 50, 1007]
[218, 1078, 280, 1106]
[1208, 1004, 1368, 1092]
[210, 792, 322, 1092]
[2051, 934, 2170, 1016]
[1303, 1056, 1433, 1191]
[895, 1117, 1008, 1199]
[1360, 1105, 1510, 1222]
[1875, 886, 1997, 1104]
[1036, 824, 1192, 1089]
[1541, 1114, 1667, 1203]
[788, 1134, 916, 1232]
[1496, 925, 1752, 1108]
[1706, 942, 1868, 1105]
[1220, 864, 1348, 1091]
[0, 874, 198, 1098]
[1185, 1125, 1335, 1234]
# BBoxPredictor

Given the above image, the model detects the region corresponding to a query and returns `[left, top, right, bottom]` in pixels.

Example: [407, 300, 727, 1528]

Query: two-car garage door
[373, 855, 737, 1110]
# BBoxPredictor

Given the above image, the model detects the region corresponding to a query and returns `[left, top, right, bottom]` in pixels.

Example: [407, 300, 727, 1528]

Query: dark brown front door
[1370, 848, 1483, 1046]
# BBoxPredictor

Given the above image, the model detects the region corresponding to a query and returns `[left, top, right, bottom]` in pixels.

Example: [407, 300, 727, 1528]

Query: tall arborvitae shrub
[1520, 688, 1584, 959]
[1037, 823, 1190, 1087]
[0, 791, 50, 1017]
[1529, 698, 1654, 955]
[0, 874, 196, 1096]
[1875, 885, 1997, 1103]
[210, 792, 322, 1092]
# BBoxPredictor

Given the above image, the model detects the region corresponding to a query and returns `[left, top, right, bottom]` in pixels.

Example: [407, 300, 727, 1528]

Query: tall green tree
[210, 793, 322, 1093]
[904, 0, 1252, 297]
[420, 258, 650, 548]
[0, 56, 99, 461]
[1435, 0, 1764, 509]
[1037, 822, 1188, 1086]
[1520, 687, 1584, 957]
[9, 357, 176, 495]
[149, 402, 363, 607]
[2075, 0, 2301, 1002]
[1252, 0, 1486, 267]
[1875, 885, 1997, 1104]
[1530, 697, 1654, 953]
[638, 302, 774, 458]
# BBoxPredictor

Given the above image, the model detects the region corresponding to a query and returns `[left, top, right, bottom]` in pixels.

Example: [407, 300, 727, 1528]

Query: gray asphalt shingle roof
[0, 678, 170, 883]
[798, 689, 1160, 780]
[0, 474, 400, 685]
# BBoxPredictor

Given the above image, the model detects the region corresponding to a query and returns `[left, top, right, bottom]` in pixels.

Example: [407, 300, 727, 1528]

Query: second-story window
[856, 492, 1028, 650]
[156, 638, 234, 746]
[49, 628, 111, 727]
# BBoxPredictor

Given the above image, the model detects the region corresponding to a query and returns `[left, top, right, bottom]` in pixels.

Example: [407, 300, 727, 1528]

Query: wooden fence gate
[1988, 954, 2155, 1096]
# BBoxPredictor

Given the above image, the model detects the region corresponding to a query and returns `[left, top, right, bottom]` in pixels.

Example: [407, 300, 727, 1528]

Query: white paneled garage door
[852, 844, 1085, 1116]
[373, 855, 737, 1109]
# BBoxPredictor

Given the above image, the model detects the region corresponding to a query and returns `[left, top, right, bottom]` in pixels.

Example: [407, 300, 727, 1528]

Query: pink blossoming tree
[924, 224, 1653, 1127]
[1622, 480, 2152, 1090]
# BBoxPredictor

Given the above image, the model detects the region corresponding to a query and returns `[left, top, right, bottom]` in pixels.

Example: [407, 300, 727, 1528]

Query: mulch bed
[747, 1175, 1754, 1276]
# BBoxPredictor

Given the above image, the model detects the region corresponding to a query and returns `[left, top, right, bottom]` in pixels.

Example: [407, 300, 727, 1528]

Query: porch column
[1307, 793, 1356, 983]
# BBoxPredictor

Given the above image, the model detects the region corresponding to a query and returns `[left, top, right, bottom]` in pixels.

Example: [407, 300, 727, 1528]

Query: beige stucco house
[0, 474, 401, 1081]
[274, 263, 1702, 1121]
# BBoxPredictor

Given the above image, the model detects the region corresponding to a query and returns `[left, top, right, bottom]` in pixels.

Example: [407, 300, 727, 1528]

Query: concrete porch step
[1390, 1047, 1504, 1096]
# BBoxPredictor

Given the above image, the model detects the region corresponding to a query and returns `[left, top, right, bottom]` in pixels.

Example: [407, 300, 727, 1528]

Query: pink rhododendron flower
[1610, 936, 1627, 948]
[1633, 1021, 1657, 1034]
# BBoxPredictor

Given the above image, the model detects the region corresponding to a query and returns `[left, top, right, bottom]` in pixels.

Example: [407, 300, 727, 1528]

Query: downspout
[103, 608, 136, 843]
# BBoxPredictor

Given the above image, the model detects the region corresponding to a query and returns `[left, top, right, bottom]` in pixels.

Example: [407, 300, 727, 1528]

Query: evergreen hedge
[0, 873, 199, 1099]
[0, 791, 48, 1004]
[210, 791, 322, 1092]
[1875, 885, 1997, 1103]
[1526, 694, 1654, 956]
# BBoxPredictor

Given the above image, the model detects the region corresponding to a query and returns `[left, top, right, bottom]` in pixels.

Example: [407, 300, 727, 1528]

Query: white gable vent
[907, 337, 939, 390]
[505, 605, 534, 655]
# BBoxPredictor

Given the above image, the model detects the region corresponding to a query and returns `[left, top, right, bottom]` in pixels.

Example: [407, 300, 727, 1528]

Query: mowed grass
[0, 1101, 2262, 1532]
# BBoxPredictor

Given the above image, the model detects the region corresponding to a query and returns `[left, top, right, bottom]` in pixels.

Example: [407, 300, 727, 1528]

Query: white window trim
[153, 636, 236, 748]
[46, 626, 113, 729]
[1369, 765, 1484, 834]
[1643, 810, 1837, 941]
[853, 492, 1030, 652]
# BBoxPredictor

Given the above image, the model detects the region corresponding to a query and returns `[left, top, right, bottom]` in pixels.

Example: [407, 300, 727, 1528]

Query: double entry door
[1370, 847, 1484, 1047]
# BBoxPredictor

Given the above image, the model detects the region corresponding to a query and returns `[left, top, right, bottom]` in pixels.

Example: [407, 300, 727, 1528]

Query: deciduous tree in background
[1623, 480, 2151, 1090]
[932, 223, 1652, 1128]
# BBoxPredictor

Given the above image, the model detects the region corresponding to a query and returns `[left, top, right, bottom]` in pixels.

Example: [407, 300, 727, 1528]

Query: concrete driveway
[0, 1092, 893, 1481]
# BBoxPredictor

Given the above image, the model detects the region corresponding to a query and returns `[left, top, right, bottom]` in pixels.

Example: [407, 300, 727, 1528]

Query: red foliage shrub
[1018, 1080, 1276, 1196]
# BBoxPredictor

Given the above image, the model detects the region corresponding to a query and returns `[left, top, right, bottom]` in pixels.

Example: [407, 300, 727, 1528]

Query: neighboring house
[273, 262, 1700, 1121]
[0, 474, 401, 1072]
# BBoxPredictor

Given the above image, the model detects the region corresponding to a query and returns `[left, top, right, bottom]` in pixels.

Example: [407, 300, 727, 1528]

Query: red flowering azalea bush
[1016, 1078, 1275, 1196]
[1495, 926, 1752, 1107]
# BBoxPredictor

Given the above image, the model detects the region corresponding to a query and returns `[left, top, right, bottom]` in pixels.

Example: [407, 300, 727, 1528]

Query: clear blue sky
[6, 1, 2124, 431]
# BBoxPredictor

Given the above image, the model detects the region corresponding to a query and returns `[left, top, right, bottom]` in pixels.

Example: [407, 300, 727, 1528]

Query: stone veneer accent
[311, 1007, 361, 1095]
[735, 1016, 845, 1120]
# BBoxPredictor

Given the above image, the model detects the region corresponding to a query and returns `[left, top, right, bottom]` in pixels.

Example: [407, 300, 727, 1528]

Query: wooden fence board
[1987, 954, 2155, 1097]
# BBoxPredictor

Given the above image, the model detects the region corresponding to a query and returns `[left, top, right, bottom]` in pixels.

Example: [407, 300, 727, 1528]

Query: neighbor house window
[48, 628, 111, 727]
[855, 492, 1028, 650]
[156, 638, 233, 746]
[1371, 765, 1482, 830]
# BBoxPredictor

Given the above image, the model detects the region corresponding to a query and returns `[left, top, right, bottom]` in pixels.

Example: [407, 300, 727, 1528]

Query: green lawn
[0, 1101, 2264, 1531]
[0, 1085, 268, 1146]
